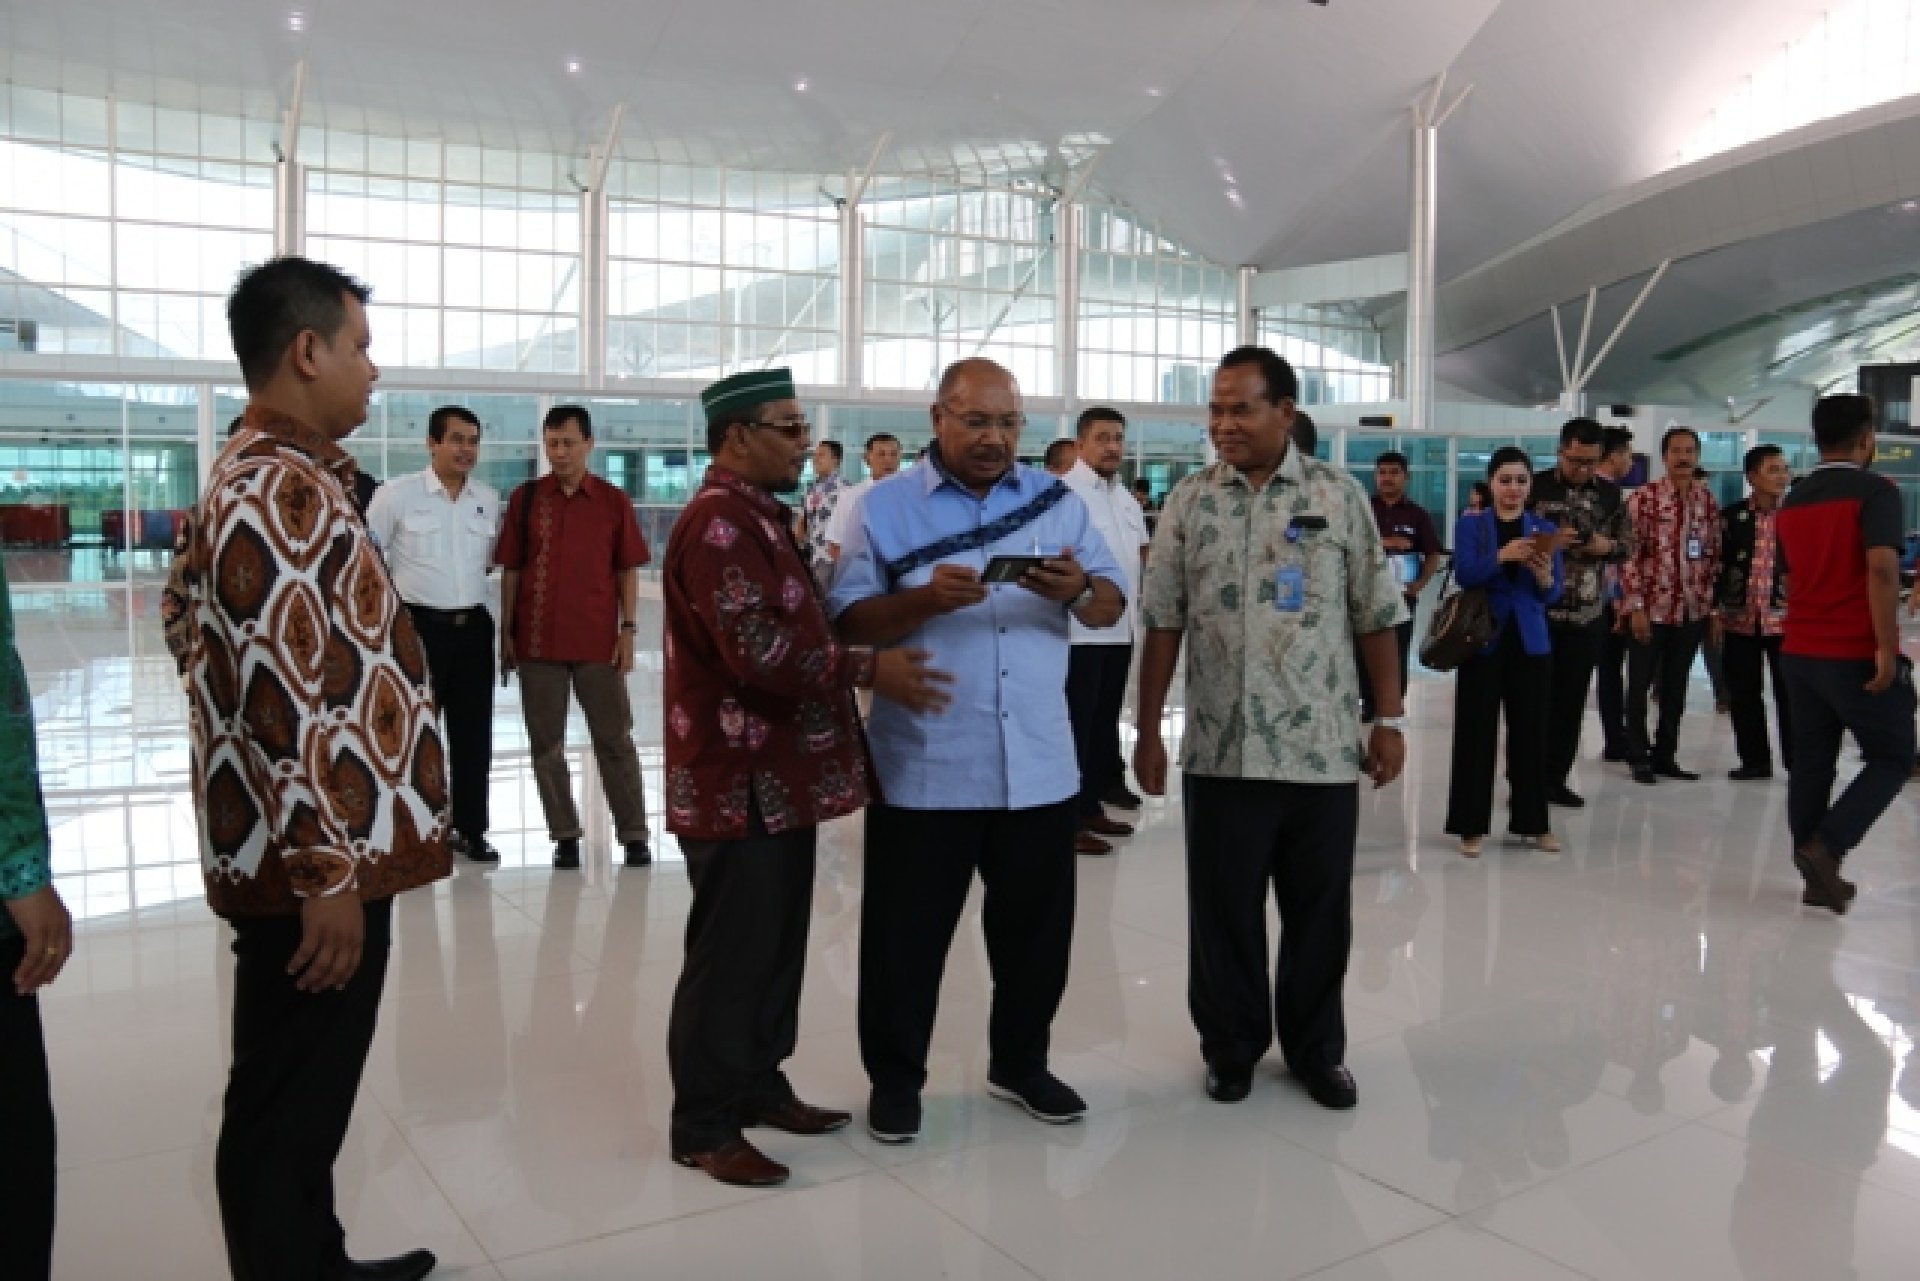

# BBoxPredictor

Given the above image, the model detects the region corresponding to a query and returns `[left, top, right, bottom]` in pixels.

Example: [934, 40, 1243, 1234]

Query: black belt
[406, 603, 489, 627]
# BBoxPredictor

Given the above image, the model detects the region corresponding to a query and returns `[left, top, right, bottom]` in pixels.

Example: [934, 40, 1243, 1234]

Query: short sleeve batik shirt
[1139, 448, 1406, 784]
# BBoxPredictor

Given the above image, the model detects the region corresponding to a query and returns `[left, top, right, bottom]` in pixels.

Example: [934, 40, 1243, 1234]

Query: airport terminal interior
[7, 0, 1920, 1276]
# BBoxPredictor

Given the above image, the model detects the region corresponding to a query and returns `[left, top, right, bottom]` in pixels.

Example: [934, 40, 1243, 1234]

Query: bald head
[931, 357, 1025, 494]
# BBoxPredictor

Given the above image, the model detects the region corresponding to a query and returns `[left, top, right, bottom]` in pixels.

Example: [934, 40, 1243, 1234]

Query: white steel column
[1055, 201, 1083, 410]
[1406, 74, 1471, 432]
[579, 106, 624, 391]
[1236, 266, 1257, 346]
[840, 134, 892, 394]
[273, 61, 309, 258]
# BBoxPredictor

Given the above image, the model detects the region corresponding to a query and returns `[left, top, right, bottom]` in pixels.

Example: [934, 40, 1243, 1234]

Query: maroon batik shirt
[662, 466, 880, 840]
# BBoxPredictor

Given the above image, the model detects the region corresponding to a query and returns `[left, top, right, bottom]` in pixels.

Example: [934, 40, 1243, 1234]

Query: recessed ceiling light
[795, 79, 809, 92]
[288, 10, 305, 31]
[1145, 87, 1163, 98]
[567, 59, 582, 74]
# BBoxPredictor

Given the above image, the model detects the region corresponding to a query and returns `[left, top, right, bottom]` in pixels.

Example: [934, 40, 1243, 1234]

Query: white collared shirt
[365, 468, 502, 609]
[1062, 458, 1149, 644]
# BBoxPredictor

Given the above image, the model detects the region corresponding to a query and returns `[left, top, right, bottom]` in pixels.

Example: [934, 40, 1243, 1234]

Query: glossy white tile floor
[27, 602, 1920, 1280]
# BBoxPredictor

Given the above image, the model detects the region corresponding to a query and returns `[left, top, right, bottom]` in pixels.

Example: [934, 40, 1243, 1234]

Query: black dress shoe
[1793, 840, 1855, 915]
[1300, 1063, 1359, 1110]
[459, 834, 500, 863]
[1204, 1065, 1252, 1103]
[334, 1249, 437, 1281]
[867, 1089, 922, 1144]
[1547, 785, 1586, 809]
[552, 837, 581, 870]
[1631, 766, 1658, 786]
[1083, 813, 1135, 837]
[1651, 761, 1700, 781]
[623, 839, 652, 867]
[1728, 766, 1773, 781]
[1103, 783, 1143, 810]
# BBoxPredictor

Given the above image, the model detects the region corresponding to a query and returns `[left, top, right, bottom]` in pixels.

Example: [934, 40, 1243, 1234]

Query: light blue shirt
[829, 458, 1129, 811]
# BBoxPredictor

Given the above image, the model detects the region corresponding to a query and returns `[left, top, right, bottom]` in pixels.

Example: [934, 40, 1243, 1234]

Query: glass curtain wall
[1078, 203, 1237, 405]
[1257, 303, 1394, 406]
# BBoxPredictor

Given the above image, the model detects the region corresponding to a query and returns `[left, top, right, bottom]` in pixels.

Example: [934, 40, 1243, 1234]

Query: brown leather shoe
[673, 1137, 789, 1187]
[1075, 831, 1114, 856]
[749, 1098, 852, 1135]
[1084, 814, 1135, 837]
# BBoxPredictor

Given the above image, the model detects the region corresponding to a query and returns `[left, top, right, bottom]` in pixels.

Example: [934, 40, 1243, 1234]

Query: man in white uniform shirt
[1063, 407, 1151, 854]
[824, 432, 903, 563]
[366, 405, 504, 862]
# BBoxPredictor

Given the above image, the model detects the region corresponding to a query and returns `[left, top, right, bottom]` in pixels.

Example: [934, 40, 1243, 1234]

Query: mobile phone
[982, 554, 1050, 583]
[1528, 531, 1560, 555]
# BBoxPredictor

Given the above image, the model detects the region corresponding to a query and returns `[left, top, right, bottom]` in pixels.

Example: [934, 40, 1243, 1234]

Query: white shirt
[825, 476, 877, 553]
[1062, 458, 1149, 644]
[365, 468, 502, 610]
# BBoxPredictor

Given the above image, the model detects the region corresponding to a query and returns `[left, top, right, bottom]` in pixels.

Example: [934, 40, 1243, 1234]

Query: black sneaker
[623, 839, 652, 868]
[1547, 785, 1586, 809]
[552, 838, 581, 870]
[986, 1070, 1086, 1124]
[1204, 1065, 1253, 1103]
[1300, 1063, 1359, 1110]
[866, 1090, 922, 1144]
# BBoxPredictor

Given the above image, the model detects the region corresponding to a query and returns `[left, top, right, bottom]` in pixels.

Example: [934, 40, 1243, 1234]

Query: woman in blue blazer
[1444, 446, 1567, 856]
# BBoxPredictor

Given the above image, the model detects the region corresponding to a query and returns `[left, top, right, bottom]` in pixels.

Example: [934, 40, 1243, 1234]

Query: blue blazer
[1452, 509, 1564, 657]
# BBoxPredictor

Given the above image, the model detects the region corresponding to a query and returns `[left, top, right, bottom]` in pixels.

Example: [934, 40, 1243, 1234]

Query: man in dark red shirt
[1776, 393, 1916, 914]
[496, 405, 653, 869]
[1358, 450, 1441, 720]
[662, 368, 949, 1187]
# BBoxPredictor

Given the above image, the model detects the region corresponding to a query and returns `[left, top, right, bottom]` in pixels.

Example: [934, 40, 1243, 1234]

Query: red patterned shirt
[663, 467, 879, 840]
[1722, 506, 1785, 638]
[495, 472, 650, 663]
[1620, 477, 1721, 625]
[186, 407, 451, 918]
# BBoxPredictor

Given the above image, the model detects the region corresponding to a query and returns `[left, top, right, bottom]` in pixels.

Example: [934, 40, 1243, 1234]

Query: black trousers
[1784, 654, 1917, 862]
[1066, 642, 1133, 819]
[1546, 616, 1609, 788]
[667, 817, 817, 1154]
[1445, 626, 1552, 838]
[1356, 602, 1417, 718]
[408, 605, 495, 840]
[217, 898, 393, 1281]
[859, 801, 1077, 1095]
[1596, 608, 1631, 757]
[1627, 619, 1706, 767]
[1724, 630, 1793, 773]
[0, 935, 56, 1281]
[1182, 773, 1358, 1073]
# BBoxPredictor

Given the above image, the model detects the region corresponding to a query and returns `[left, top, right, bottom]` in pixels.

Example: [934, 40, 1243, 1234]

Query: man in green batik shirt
[0, 556, 74, 1281]
[1134, 346, 1406, 1116]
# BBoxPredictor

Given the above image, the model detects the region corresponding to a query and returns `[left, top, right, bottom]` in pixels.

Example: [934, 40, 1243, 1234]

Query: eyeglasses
[938, 404, 1026, 433]
[750, 416, 812, 441]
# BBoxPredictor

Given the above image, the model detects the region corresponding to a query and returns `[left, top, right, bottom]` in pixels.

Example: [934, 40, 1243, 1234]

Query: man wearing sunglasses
[1529, 417, 1632, 808]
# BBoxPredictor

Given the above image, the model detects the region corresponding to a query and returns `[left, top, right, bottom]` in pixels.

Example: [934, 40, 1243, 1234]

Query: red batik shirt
[1620, 477, 1721, 625]
[495, 472, 650, 664]
[662, 466, 880, 840]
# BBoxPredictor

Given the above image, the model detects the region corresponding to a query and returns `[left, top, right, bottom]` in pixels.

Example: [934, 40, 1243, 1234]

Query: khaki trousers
[517, 659, 649, 842]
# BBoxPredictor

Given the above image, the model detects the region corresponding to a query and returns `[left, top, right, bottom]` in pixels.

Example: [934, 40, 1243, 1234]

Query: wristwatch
[1070, 575, 1096, 612]
[1373, 715, 1408, 733]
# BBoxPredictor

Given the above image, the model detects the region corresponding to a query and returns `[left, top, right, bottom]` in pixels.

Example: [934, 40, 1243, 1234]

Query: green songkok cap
[700, 367, 799, 425]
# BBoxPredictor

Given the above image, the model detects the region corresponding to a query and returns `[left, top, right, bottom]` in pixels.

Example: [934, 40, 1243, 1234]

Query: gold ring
[44, 946, 59, 956]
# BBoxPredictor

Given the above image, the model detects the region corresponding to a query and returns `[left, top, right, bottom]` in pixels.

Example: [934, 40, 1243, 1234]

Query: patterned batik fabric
[801, 471, 845, 566]
[1139, 449, 1408, 785]
[662, 466, 878, 840]
[1619, 477, 1721, 626]
[0, 557, 51, 943]
[185, 407, 451, 918]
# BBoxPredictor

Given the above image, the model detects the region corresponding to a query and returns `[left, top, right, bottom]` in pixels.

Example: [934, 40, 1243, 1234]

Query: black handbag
[1419, 518, 1501, 672]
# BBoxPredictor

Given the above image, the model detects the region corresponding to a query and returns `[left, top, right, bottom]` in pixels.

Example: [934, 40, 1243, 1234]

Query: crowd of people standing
[2, 252, 1914, 1281]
